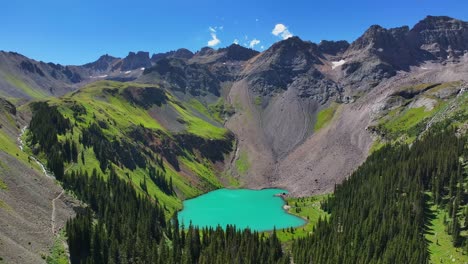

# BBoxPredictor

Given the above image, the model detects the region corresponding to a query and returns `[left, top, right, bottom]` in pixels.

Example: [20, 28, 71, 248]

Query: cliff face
[120, 51, 152, 71]
[408, 16, 468, 59]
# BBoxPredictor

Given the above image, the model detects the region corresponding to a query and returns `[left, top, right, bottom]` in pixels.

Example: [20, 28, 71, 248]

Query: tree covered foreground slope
[293, 124, 468, 264]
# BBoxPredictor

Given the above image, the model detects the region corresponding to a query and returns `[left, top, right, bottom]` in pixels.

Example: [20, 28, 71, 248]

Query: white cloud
[249, 38, 260, 48]
[208, 32, 221, 47]
[233, 39, 239, 45]
[260, 45, 265, 50]
[209, 26, 216, 33]
[272, 23, 293, 40]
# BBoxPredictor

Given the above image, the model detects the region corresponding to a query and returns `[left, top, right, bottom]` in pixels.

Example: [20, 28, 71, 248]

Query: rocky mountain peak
[172, 48, 194, 59]
[197, 47, 215, 56]
[408, 15, 468, 59]
[350, 25, 409, 52]
[151, 48, 194, 62]
[121, 51, 152, 71]
[318, 40, 350, 56]
[83, 54, 119, 72]
[258, 36, 322, 69]
[219, 44, 259, 61]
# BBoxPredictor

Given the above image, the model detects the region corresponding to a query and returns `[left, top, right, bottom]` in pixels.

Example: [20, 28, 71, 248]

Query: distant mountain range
[1, 15, 467, 100]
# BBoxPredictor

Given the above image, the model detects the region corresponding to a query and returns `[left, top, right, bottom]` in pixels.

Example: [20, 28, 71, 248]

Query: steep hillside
[24, 80, 233, 213]
[0, 98, 77, 264]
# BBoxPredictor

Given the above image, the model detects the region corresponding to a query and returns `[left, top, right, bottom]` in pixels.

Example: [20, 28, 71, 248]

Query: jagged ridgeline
[292, 125, 467, 264]
[27, 80, 234, 212]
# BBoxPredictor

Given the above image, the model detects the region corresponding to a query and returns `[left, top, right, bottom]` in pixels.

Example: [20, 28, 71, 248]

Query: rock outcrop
[120, 51, 152, 71]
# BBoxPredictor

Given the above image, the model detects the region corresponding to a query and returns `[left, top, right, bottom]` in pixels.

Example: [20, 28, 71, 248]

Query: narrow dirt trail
[18, 125, 61, 236]
[51, 190, 64, 234]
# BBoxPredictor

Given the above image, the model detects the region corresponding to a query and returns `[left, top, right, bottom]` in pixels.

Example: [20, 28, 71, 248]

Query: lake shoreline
[178, 188, 306, 232]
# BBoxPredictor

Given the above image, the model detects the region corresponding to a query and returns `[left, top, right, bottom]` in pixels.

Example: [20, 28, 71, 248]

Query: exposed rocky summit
[120, 51, 152, 71]
[219, 44, 259, 61]
[245, 37, 325, 95]
[151, 48, 194, 62]
[408, 15, 468, 59]
[141, 58, 221, 96]
[190, 44, 259, 64]
[318, 40, 350, 56]
[83, 54, 119, 72]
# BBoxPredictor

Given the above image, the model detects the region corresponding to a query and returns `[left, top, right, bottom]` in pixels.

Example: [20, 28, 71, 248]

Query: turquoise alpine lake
[178, 188, 305, 231]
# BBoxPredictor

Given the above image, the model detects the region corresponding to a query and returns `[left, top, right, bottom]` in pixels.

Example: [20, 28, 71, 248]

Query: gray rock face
[219, 44, 259, 61]
[408, 16, 468, 59]
[0, 97, 16, 115]
[197, 47, 216, 56]
[342, 26, 410, 88]
[120, 51, 152, 71]
[151, 48, 194, 62]
[340, 16, 468, 90]
[318, 40, 350, 56]
[246, 37, 325, 95]
[189, 44, 259, 65]
[142, 58, 221, 96]
[83, 54, 119, 72]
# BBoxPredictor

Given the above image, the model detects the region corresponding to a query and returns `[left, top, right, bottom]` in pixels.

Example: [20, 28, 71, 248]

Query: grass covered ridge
[26, 80, 233, 213]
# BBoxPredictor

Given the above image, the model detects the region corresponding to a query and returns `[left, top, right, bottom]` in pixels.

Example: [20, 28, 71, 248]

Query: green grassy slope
[25, 80, 233, 214]
[426, 203, 467, 264]
[369, 81, 468, 151]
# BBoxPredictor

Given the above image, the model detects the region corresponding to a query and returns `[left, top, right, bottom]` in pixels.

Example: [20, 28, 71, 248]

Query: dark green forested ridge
[292, 126, 467, 264]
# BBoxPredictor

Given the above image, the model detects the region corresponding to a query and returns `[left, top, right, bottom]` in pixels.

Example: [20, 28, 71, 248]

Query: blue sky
[2, 0, 468, 65]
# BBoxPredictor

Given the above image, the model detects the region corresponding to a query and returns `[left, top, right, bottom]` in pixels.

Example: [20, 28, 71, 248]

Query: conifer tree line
[63, 168, 287, 264]
[292, 126, 467, 264]
[29, 102, 77, 179]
